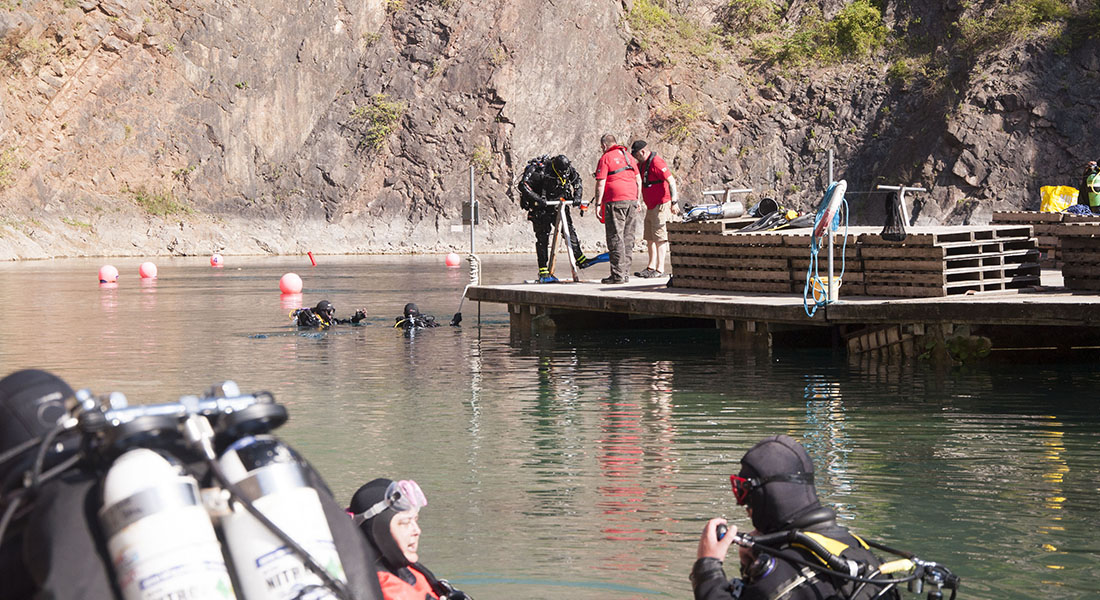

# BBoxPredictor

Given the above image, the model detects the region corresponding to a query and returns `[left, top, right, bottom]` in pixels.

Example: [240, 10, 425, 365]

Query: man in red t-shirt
[594, 133, 642, 284]
[631, 140, 680, 278]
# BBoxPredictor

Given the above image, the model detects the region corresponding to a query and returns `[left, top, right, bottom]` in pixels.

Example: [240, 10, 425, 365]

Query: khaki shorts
[643, 201, 673, 242]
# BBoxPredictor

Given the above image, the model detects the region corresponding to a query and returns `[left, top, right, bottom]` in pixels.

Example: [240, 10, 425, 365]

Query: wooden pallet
[1060, 236, 1100, 291]
[669, 223, 796, 293]
[857, 227, 1040, 297]
[991, 211, 1100, 267]
[991, 211, 1063, 223]
[669, 224, 1041, 298]
[991, 211, 1063, 266]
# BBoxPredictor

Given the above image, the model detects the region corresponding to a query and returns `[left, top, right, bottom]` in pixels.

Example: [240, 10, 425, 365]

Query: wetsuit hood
[738, 435, 823, 533]
[403, 303, 420, 318]
[315, 300, 335, 318]
[350, 478, 411, 570]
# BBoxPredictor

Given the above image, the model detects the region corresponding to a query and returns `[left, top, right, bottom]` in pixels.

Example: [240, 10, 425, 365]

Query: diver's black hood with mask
[350, 478, 411, 571]
[739, 435, 826, 533]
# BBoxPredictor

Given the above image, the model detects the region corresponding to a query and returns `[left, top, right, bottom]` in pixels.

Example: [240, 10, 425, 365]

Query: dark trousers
[531, 207, 582, 270]
[604, 201, 638, 280]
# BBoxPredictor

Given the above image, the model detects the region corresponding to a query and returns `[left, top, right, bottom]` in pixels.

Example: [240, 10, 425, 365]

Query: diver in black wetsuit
[293, 300, 367, 329]
[394, 303, 439, 331]
[692, 435, 900, 600]
[518, 154, 608, 283]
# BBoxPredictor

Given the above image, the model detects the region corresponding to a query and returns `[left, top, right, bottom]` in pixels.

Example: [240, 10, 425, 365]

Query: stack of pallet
[787, 233, 862, 295]
[667, 222, 794, 293]
[991, 211, 1100, 266]
[859, 226, 1040, 297]
[1058, 222, 1100, 291]
[668, 223, 1041, 298]
[668, 221, 860, 294]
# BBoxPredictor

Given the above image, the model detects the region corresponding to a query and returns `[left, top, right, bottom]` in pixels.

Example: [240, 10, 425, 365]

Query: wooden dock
[467, 220, 1100, 360]
[466, 269, 1100, 358]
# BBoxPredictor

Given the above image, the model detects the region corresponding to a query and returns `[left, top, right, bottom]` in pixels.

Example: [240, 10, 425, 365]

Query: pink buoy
[139, 261, 158, 279]
[445, 252, 461, 268]
[98, 265, 119, 283]
[210, 253, 224, 267]
[279, 272, 303, 294]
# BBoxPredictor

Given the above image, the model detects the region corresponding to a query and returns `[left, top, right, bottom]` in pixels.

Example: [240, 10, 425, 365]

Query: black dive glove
[437, 579, 472, 600]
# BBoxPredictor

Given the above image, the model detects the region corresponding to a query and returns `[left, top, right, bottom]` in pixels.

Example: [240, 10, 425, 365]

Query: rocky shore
[1, 0, 1097, 260]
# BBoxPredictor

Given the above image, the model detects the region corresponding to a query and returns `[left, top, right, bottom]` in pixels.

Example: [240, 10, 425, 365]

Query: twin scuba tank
[99, 435, 346, 600]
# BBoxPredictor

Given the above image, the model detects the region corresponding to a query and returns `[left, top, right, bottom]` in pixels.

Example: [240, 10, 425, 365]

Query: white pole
[469, 165, 476, 255]
[827, 150, 836, 302]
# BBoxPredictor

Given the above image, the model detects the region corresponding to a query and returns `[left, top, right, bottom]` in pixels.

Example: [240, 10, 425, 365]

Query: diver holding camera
[692, 435, 959, 600]
[0, 368, 384, 600]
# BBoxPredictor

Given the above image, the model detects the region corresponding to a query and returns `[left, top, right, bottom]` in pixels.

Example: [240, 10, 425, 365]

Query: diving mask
[730, 472, 814, 505]
[352, 479, 427, 524]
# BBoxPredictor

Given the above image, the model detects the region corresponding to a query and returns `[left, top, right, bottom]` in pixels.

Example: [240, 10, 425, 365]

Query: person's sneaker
[538, 274, 559, 284]
[601, 275, 625, 284]
[634, 268, 657, 278]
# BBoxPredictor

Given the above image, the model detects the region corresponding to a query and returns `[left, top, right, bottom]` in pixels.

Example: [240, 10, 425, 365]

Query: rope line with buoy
[804, 180, 848, 318]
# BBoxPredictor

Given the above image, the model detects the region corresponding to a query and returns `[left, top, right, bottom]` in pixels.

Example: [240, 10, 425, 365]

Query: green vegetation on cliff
[625, 0, 718, 63]
[128, 187, 193, 217]
[0, 147, 23, 190]
[626, 0, 888, 67]
[350, 94, 406, 152]
[748, 1, 887, 65]
[958, 0, 1072, 53]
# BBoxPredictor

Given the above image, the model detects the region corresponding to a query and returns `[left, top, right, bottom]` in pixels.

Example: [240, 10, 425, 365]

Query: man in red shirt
[594, 133, 642, 284]
[631, 140, 680, 278]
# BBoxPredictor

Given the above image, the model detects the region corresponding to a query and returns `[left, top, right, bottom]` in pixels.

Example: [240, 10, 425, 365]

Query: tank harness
[606, 147, 635, 176]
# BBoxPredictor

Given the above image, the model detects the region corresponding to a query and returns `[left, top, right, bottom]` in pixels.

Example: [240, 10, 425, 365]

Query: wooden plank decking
[466, 269, 1100, 328]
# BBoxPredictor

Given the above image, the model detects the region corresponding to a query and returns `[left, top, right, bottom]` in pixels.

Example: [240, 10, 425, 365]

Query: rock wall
[0, 0, 1098, 259]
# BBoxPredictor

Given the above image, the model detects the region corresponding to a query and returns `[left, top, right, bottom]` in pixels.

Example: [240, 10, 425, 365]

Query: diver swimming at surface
[394, 303, 440, 331]
[293, 299, 368, 329]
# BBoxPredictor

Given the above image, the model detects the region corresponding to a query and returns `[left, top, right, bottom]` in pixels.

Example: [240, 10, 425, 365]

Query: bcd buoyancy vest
[377, 566, 439, 600]
[742, 530, 898, 600]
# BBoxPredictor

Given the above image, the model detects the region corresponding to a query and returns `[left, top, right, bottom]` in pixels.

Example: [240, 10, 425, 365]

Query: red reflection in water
[595, 375, 677, 573]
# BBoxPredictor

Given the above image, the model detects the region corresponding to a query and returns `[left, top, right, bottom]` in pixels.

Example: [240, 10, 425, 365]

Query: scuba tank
[684, 201, 744, 222]
[98, 448, 237, 600]
[217, 435, 347, 600]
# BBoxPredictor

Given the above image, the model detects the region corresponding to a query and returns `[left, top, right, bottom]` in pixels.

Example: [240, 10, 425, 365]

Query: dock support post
[509, 304, 536, 339]
[718, 320, 771, 352]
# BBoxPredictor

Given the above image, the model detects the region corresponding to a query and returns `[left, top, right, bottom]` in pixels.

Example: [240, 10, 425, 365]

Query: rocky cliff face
[1, 0, 1098, 259]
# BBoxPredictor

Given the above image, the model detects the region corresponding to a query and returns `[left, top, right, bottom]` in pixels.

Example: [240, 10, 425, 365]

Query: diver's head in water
[732, 435, 822, 533]
[350, 478, 428, 568]
[314, 300, 336, 322]
[403, 303, 420, 319]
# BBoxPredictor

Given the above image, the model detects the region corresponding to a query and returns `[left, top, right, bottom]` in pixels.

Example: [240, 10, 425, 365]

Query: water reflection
[801, 376, 853, 516]
[0, 257, 1099, 599]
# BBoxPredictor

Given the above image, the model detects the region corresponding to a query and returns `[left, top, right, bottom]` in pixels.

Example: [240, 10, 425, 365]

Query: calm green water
[1, 255, 1098, 599]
